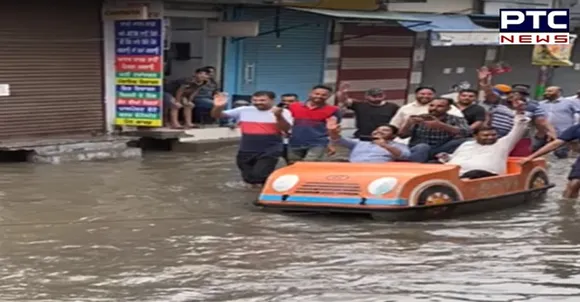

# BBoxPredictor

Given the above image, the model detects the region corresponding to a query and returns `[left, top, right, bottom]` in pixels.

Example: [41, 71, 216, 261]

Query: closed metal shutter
[492, 46, 538, 93]
[337, 24, 414, 105]
[0, 0, 104, 139]
[235, 8, 328, 100]
[422, 45, 486, 95]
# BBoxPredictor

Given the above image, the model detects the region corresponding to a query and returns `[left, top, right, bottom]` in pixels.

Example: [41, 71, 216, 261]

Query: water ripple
[0, 148, 578, 301]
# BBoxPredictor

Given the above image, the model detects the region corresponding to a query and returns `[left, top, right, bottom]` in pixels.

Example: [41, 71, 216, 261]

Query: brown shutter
[337, 24, 414, 106]
[0, 0, 104, 139]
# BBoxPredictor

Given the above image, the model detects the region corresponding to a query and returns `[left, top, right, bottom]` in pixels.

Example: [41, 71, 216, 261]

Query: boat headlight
[367, 177, 398, 196]
[271, 174, 300, 192]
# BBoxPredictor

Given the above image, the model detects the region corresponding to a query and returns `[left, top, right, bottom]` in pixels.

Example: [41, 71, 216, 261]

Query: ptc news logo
[499, 9, 570, 45]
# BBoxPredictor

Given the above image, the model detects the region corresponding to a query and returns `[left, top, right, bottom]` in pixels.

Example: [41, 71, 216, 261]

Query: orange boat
[254, 158, 554, 220]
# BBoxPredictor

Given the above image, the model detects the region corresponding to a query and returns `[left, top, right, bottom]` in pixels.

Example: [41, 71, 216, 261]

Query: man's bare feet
[184, 124, 200, 129]
[170, 123, 183, 129]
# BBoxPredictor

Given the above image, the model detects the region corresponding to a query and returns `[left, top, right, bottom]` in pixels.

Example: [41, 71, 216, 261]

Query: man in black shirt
[454, 89, 486, 131]
[278, 93, 299, 164]
[336, 83, 399, 139]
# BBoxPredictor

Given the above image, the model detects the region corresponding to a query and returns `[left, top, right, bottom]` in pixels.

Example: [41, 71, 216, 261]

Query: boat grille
[295, 182, 361, 196]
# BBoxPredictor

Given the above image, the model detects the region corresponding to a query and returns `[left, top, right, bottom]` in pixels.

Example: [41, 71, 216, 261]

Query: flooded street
[0, 146, 579, 302]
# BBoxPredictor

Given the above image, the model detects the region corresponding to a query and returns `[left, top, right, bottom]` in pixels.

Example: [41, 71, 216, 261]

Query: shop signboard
[114, 19, 164, 127]
[531, 44, 575, 67]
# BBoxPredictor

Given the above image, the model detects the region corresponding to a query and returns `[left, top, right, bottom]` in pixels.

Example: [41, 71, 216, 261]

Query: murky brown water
[0, 146, 579, 301]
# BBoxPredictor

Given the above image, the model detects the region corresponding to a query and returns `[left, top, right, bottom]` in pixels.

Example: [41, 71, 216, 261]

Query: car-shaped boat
[255, 158, 554, 220]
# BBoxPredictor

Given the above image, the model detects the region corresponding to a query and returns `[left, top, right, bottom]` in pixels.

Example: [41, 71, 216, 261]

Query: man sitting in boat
[398, 98, 471, 163]
[436, 112, 530, 179]
[326, 117, 410, 163]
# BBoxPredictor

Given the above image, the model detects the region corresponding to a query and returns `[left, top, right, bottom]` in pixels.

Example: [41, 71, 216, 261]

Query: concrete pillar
[406, 32, 428, 103]
[323, 21, 342, 105]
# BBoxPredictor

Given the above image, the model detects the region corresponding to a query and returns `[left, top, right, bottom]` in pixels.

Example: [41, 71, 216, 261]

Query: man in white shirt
[436, 114, 530, 179]
[390, 86, 464, 129]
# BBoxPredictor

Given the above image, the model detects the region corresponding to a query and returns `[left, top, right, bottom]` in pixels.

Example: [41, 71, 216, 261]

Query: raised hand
[326, 116, 341, 137]
[338, 81, 350, 93]
[477, 66, 491, 81]
[213, 92, 228, 107]
[271, 106, 283, 117]
[326, 116, 338, 129]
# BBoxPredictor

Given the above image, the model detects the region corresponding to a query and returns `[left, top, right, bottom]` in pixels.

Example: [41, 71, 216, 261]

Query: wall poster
[114, 19, 163, 127]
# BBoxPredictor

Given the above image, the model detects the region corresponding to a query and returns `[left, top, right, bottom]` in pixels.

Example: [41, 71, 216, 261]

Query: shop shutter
[0, 0, 104, 139]
[421, 45, 486, 95]
[337, 24, 414, 105]
[236, 8, 328, 101]
[492, 46, 538, 94]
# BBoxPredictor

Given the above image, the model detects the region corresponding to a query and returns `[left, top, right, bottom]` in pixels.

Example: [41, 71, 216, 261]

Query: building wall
[290, 0, 476, 13]
[102, 0, 165, 132]
[492, 46, 539, 91]
[102, 0, 222, 131]
[165, 17, 222, 82]
[222, 7, 328, 102]
[421, 45, 487, 95]
[322, 22, 342, 90]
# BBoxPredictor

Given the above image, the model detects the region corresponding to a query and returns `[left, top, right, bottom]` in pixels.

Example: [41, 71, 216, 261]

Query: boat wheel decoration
[526, 168, 549, 190]
[424, 192, 452, 206]
[532, 176, 546, 188]
[527, 169, 549, 200]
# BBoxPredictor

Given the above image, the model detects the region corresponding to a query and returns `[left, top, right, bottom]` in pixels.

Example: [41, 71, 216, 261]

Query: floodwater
[0, 146, 579, 302]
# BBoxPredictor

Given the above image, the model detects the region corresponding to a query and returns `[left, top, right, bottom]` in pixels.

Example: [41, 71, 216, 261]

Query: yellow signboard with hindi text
[531, 44, 574, 67]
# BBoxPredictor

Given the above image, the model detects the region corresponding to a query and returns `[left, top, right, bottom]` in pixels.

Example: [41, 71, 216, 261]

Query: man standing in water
[522, 123, 580, 198]
[535, 86, 580, 158]
[284, 85, 341, 163]
[278, 93, 299, 164]
[335, 82, 399, 139]
[211, 91, 292, 188]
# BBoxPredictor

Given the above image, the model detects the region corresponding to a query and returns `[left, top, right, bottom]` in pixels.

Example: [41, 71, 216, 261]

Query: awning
[289, 8, 499, 46]
[398, 14, 499, 46]
[287, 7, 426, 23]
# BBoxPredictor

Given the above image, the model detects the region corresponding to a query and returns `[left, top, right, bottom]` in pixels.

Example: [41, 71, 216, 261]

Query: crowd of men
[166, 66, 580, 197]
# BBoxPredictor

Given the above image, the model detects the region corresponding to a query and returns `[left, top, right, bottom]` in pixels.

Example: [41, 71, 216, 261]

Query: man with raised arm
[326, 118, 410, 163]
[437, 110, 530, 179]
[211, 91, 292, 188]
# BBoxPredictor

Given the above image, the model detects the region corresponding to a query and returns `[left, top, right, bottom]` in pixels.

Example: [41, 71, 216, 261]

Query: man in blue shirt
[522, 124, 580, 198]
[535, 86, 580, 158]
[327, 119, 410, 163]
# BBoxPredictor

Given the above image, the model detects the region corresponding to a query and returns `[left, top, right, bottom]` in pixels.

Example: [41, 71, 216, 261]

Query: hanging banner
[531, 44, 575, 67]
[114, 19, 163, 127]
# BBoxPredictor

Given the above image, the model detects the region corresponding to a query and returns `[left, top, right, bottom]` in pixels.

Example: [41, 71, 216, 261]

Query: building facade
[222, 7, 329, 102]
[0, 0, 105, 139]
[3, 0, 580, 142]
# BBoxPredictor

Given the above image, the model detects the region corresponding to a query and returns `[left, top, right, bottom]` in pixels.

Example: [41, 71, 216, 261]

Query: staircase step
[34, 140, 131, 156]
[30, 147, 142, 164]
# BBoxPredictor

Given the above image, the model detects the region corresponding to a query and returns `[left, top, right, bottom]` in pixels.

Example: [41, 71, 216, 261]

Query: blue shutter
[237, 8, 328, 101]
